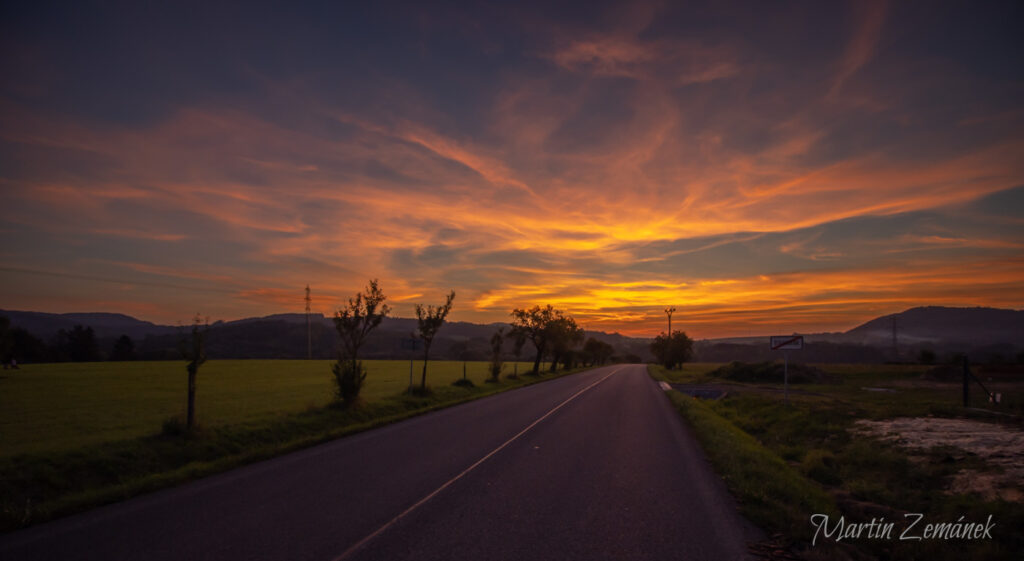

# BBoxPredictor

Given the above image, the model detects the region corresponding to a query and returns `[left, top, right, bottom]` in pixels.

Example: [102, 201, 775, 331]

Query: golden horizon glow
[1, 2, 1022, 339]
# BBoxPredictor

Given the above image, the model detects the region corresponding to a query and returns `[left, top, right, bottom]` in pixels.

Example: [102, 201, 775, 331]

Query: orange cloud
[470, 257, 1024, 337]
[2, 5, 1022, 337]
[829, 0, 888, 99]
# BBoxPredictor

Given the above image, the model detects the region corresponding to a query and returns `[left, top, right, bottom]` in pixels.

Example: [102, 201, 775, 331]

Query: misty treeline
[0, 317, 115, 364]
[0, 313, 648, 366]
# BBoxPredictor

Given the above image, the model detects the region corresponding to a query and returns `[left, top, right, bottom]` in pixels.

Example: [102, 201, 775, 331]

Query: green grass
[0, 359, 569, 531]
[650, 363, 1024, 560]
[663, 389, 837, 539]
[0, 359, 535, 457]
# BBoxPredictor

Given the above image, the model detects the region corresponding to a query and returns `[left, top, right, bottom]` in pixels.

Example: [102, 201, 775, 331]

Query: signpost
[770, 335, 804, 404]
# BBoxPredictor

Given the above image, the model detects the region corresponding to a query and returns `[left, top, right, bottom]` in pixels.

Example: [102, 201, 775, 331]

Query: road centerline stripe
[332, 366, 624, 561]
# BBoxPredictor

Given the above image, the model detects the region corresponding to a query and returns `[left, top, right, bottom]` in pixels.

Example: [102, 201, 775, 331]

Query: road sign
[770, 335, 804, 350]
[770, 335, 803, 405]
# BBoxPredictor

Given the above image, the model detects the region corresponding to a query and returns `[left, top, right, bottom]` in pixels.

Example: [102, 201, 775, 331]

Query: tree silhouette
[650, 330, 694, 370]
[510, 305, 560, 375]
[488, 328, 505, 382]
[415, 291, 455, 392]
[546, 315, 584, 372]
[178, 315, 207, 432]
[332, 279, 390, 406]
[506, 327, 527, 378]
[583, 337, 614, 366]
[0, 316, 11, 365]
[57, 325, 100, 362]
[110, 334, 136, 361]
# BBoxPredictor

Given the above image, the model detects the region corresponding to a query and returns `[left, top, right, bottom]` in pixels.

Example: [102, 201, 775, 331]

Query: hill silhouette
[2, 306, 1020, 364]
[0, 310, 653, 362]
[844, 306, 1024, 347]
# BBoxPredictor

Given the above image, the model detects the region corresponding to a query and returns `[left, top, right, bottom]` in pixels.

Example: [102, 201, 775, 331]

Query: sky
[1, 0, 1022, 338]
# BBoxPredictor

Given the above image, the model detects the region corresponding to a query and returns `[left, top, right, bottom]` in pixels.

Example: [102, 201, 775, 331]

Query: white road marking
[332, 365, 625, 561]
[659, 381, 671, 391]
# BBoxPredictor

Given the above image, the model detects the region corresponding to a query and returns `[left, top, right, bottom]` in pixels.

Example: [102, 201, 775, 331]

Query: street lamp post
[664, 307, 676, 336]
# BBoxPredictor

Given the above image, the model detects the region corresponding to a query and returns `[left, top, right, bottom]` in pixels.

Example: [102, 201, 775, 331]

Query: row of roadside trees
[329, 280, 623, 407]
[172, 279, 691, 431]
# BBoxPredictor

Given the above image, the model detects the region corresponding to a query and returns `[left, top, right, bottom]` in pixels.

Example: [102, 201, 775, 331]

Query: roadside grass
[650, 364, 1024, 561]
[0, 360, 580, 532]
[663, 390, 837, 540]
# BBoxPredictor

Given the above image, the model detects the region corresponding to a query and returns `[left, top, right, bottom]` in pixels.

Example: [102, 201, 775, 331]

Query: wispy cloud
[0, 1, 1021, 335]
[829, 0, 888, 99]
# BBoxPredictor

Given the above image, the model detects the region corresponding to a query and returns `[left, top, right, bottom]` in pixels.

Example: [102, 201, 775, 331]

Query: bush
[332, 360, 367, 406]
[160, 415, 202, 438]
[801, 449, 842, 486]
[452, 378, 475, 388]
[918, 348, 936, 365]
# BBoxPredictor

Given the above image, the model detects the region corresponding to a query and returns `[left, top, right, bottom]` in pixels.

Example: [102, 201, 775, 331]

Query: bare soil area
[853, 417, 1024, 502]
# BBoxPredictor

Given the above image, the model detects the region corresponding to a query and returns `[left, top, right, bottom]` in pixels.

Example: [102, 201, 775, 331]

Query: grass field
[0, 359, 536, 458]
[650, 362, 1024, 560]
[0, 358, 565, 531]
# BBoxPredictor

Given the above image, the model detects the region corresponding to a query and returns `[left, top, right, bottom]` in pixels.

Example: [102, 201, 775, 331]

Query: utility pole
[305, 285, 312, 360]
[664, 307, 676, 336]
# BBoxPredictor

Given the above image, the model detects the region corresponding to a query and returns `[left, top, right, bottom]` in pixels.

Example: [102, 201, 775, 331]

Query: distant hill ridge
[844, 306, 1024, 346]
[0, 309, 652, 361]
[2, 306, 1021, 361]
[4, 305, 1022, 342]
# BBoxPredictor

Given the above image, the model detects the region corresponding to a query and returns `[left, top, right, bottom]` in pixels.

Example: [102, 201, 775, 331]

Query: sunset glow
[1, 1, 1022, 337]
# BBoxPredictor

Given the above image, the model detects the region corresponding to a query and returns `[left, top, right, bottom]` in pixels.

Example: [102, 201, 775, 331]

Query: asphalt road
[0, 365, 760, 560]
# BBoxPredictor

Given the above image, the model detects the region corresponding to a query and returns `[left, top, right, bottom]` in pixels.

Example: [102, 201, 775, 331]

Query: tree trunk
[186, 364, 196, 431]
[420, 342, 431, 390]
[532, 348, 542, 375]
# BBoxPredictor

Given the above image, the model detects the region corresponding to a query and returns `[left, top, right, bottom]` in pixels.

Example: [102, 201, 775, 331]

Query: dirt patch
[853, 417, 1024, 502]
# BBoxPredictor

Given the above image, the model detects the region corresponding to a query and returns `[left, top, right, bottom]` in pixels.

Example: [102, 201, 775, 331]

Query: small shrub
[801, 448, 842, 486]
[452, 378, 475, 388]
[332, 360, 367, 407]
[408, 385, 433, 397]
[161, 415, 202, 438]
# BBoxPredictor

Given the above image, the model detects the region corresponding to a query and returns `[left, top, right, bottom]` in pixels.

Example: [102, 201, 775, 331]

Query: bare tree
[488, 327, 505, 382]
[415, 290, 455, 392]
[332, 279, 390, 406]
[178, 314, 207, 432]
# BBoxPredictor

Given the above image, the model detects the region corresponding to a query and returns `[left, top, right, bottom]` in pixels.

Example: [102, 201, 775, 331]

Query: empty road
[0, 365, 760, 560]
